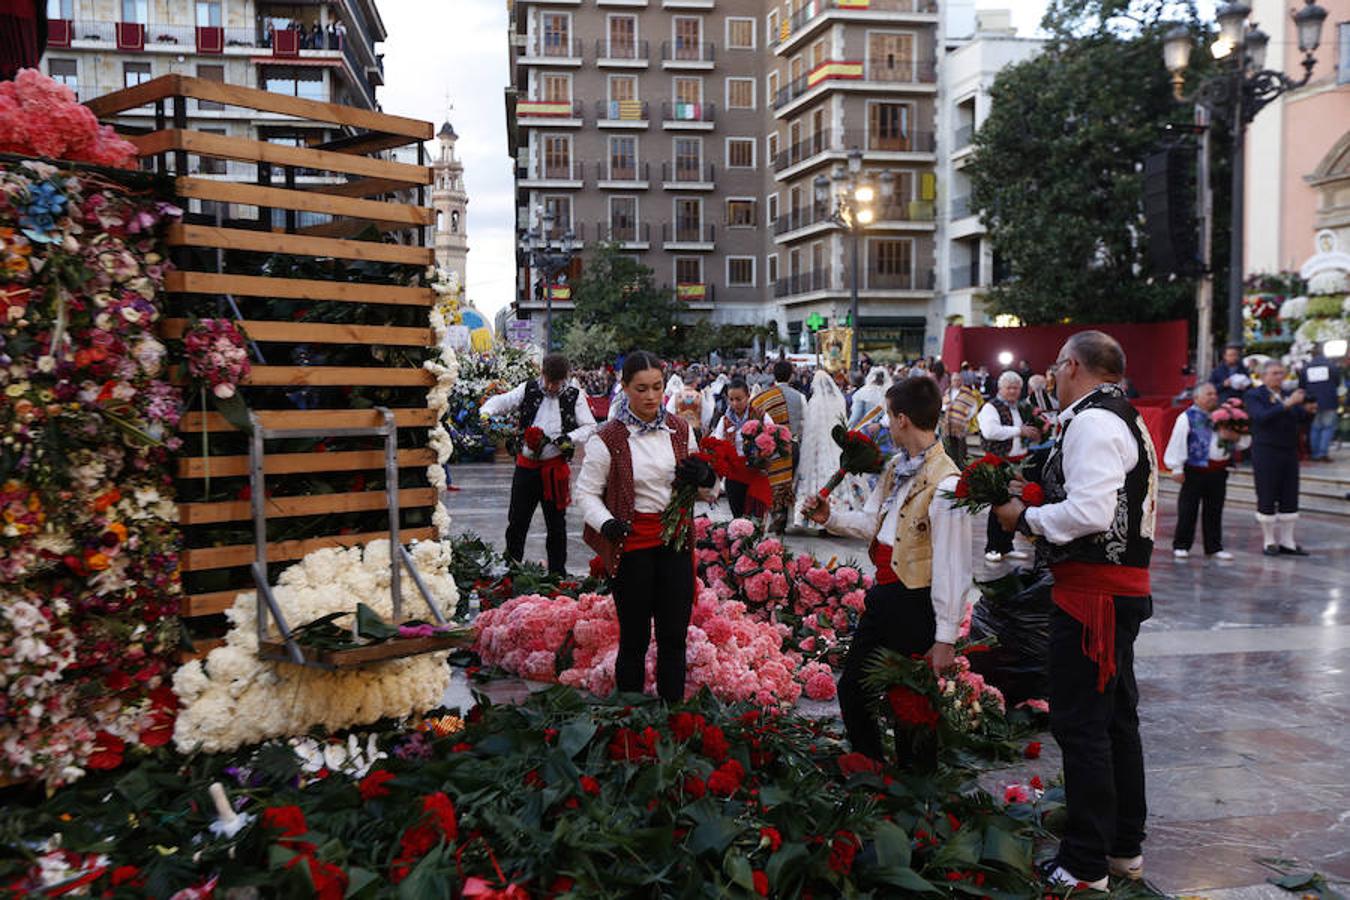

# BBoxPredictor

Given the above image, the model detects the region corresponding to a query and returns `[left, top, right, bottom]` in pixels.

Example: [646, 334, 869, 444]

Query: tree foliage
[967, 0, 1229, 326]
[561, 322, 618, 369]
[565, 244, 681, 353]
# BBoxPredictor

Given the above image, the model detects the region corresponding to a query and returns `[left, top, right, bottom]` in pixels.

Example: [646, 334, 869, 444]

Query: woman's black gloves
[600, 519, 631, 542]
[675, 458, 717, 489]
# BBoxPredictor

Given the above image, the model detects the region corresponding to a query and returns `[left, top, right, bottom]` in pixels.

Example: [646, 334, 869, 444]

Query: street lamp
[522, 206, 576, 351]
[813, 148, 896, 376]
[1163, 0, 1327, 354]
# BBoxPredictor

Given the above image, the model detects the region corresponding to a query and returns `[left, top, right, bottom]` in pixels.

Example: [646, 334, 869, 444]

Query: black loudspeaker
[1142, 148, 1196, 276]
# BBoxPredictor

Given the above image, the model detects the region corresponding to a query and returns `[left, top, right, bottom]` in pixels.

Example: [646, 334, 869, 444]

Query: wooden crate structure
[87, 76, 442, 657]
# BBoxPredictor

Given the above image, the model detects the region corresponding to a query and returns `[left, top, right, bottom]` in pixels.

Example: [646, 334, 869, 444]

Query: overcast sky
[377, 0, 1050, 322]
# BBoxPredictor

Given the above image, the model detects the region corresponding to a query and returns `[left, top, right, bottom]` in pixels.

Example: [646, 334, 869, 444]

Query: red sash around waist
[1050, 562, 1150, 692]
[516, 454, 571, 510]
[869, 540, 899, 586]
[625, 512, 665, 552]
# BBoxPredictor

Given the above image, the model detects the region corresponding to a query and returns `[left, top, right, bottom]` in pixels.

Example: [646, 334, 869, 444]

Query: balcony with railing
[661, 100, 716, 129]
[674, 282, 715, 304]
[662, 222, 715, 248]
[773, 0, 939, 51]
[596, 221, 651, 246]
[660, 40, 715, 67]
[520, 159, 585, 186]
[872, 198, 936, 224]
[864, 266, 935, 291]
[594, 99, 650, 126]
[595, 38, 649, 65]
[516, 99, 584, 125]
[773, 204, 834, 237]
[953, 123, 974, 151]
[772, 59, 936, 110]
[865, 59, 937, 85]
[520, 36, 584, 64]
[950, 194, 972, 219]
[949, 263, 981, 291]
[774, 267, 834, 298]
[772, 131, 831, 173]
[837, 128, 937, 154]
[595, 160, 651, 187]
[661, 161, 715, 189]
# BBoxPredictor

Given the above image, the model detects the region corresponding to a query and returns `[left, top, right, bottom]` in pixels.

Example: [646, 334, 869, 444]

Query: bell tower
[432, 120, 468, 286]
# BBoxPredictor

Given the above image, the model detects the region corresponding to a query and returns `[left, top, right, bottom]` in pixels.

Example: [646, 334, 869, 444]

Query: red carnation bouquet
[522, 426, 546, 454]
[817, 424, 887, 499]
[942, 453, 1024, 513]
[702, 435, 773, 517]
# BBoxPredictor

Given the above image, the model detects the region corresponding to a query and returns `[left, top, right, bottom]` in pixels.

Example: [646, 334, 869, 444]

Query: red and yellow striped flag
[806, 60, 864, 87]
[518, 100, 573, 117]
[676, 283, 707, 301]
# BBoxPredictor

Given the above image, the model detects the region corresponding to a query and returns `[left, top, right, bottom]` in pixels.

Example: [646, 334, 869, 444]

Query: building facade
[504, 0, 948, 356]
[432, 121, 470, 283]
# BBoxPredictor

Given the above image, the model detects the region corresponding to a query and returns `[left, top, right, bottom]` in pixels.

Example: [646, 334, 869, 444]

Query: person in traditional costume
[993, 331, 1158, 891]
[749, 360, 804, 533]
[711, 378, 772, 519]
[1245, 360, 1313, 556]
[480, 353, 596, 574]
[1163, 382, 1248, 559]
[802, 377, 971, 763]
[576, 352, 716, 702]
[977, 371, 1039, 562]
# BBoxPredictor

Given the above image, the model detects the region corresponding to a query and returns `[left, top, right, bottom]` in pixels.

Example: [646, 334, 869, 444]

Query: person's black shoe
[1278, 545, 1310, 556]
[1263, 545, 1281, 557]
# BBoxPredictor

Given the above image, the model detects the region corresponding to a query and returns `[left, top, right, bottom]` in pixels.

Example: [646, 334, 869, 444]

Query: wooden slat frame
[182, 591, 247, 617]
[131, 130, 432, 184]
[85, 75, 432, 140]
[161, 319, 432, 347]
[180, 487, 437, 526]
[165, 271, 434, 307]
[181, 526, 439, 572]
[302, 177, 417, 199]
[179, 638, 225, 662]
[180, 408, 437, 433]
[239, 366, 434, 388]
[174, 178, 435, 227]
[177, 448, 436, 479]
[166, 224, 434, 266]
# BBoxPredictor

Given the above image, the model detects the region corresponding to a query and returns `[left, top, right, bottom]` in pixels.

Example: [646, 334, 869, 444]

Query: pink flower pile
[182, 318, 251, 399]
[739, 420, 793, 465]
[0, 70, 139, 169]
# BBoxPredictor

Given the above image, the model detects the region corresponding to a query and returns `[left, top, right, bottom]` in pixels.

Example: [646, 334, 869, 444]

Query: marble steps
[1159, 466, 1349, 518]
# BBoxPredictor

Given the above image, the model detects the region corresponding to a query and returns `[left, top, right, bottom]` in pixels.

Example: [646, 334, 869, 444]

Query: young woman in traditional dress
[711, 378, 772, 518]
[576, 352, 717, 702]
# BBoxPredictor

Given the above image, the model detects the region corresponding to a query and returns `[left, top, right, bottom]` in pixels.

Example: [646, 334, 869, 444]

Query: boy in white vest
[803, 377, 973, 761]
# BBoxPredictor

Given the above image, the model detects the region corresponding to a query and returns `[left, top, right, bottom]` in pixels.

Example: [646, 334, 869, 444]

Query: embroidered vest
[1038, 384, 1158, 570]
[1184, 406, 1214, 468]
[582, 415, 691, 574]
[875, 446, 961, 589]
[980, 398, 1015, 456]
[519, 380, 580, 437]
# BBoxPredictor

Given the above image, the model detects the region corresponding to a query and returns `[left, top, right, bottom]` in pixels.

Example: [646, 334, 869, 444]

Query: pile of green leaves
[0, 687, 1054, 898]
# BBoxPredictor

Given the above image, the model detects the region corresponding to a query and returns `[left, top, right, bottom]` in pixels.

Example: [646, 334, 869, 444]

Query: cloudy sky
[377, 0, 1050, 321]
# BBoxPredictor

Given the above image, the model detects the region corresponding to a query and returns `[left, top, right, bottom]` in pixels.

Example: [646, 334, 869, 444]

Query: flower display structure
[0, 686, 1049, 898]
[0, 159, 183, 788]
[445, 343, 540, 461]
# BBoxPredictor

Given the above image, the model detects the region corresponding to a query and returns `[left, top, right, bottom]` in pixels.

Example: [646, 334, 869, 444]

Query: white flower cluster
[1278, 296, 1308, 321]
[290, 732, 387, 778]
[425, 290, 460, 538]
[171, 539, 460, 754]
[1308, 269, 1349, 296]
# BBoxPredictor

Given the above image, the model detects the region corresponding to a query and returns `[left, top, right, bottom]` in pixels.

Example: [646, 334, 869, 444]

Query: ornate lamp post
[1162, 0, 1327, 351]
[522, 207, 576, 351]
[813, 148, 895, 376]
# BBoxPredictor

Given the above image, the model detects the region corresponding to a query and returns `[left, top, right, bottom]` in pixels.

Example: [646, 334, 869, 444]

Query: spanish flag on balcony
[518, 100, 574, 118]
[549, 284, 571, 301]
[806, 60, 864, 88]
[837, 0, 871, 7]
[608, 99, 644, 120]
[676, 283, 707, 302]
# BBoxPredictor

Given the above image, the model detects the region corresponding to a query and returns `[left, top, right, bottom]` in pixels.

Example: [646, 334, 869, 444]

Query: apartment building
[506, 0, 943, 355]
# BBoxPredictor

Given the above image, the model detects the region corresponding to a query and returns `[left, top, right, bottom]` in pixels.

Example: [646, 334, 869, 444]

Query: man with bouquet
[802, 377, 972, 763]
[993, 331, 1157, 892]
[1163, 382, 1249, 560]
[481, 353, 597, 574]
[977, 371, 1042, 562]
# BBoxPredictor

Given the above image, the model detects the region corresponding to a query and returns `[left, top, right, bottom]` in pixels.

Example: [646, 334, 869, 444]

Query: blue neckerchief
[620, 402, 669, 434]
[724, 407, 748, 431]
[884, 442, 937, 508]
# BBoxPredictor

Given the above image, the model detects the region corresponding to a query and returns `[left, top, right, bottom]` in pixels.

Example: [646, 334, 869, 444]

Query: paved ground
[443, 458, 1350, 898]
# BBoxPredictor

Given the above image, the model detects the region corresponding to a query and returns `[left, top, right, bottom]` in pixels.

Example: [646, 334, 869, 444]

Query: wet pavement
[443, 460, 1350, 897]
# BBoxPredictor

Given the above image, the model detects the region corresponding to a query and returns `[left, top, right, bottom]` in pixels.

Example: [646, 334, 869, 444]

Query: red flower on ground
[836, 752, 882, 777]
[668, 711, 706, 742]
[608, 726, 659, 762]
[1021, 482, 1045, 506]
[753, 870, 769, 896]
[422, 792, 458, 841]
[759, 826, 782, 852]
[708, 759, 745, 797]
[287, 855, 348, 900]
[886, 685, 940, 729]
[86, 731, 125, 770]
[827, 831, 861, 875]
[579, 775, 601, 796]
[1030, 775, 1044, 791]
[110, 866, 143, 887]
[358, 769, 396, 802]
[681, 775, 707, 799]
[699, 725, 729, 762]
[1024, 741, 1042, 759]
[138, 709, 175, 748]
[262, 805, 308, 838]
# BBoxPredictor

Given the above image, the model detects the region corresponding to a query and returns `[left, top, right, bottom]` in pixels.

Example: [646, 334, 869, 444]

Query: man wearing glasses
[993, 331, 1158, 892]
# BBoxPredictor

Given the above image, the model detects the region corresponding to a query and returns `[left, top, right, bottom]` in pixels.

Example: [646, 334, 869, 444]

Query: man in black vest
[977, 370, 1039, 562]
[1245, 360, 1313, 556]
[481, 353, 596, 574]
[994, 331, 1158, 892]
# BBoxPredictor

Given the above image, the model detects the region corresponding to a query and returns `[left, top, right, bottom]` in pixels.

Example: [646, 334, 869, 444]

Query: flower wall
[0, 159, 183, 787]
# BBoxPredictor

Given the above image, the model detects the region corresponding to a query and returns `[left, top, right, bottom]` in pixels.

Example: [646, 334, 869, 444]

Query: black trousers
[613, 545, 694, 703]
[986, 509, 1014, 554]
[504, 465, 568, 575]
[1173, 466, 1228, 554]
[1251, 446, 1299, 514]
[726, 479, 749, 519]
[1050, 596, 1152, 882]
[838, 581, 936, 761]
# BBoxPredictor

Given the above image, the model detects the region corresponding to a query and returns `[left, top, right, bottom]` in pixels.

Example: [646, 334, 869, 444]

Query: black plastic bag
[967, 566, 1053, 707]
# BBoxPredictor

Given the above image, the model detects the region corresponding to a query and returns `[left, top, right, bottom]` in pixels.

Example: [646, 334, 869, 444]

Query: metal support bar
[253, 562, 305, 665]
[383, 407, 402, 622]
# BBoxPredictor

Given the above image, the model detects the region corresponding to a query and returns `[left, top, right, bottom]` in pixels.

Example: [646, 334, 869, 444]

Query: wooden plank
[165, 224, 434, 266]
[86, 75, 432, 140]
[178, 637, 225, 662]
[259, 632, 473, 668]
[317, 131, 421, 157]
[177, 447, 436, 479]
[174, 178, 435, 227]
[161, 319, 432, 347]
[180, 526, 439, 572]
[165, 271, 434, 307]
[302, 177, 415, 199]
[130, 130, 432, 184]
[240, 366, 435, 388]
[180, 487, 437, 526]
[180, 408, 437, 433]
[181, 590, 247, 617]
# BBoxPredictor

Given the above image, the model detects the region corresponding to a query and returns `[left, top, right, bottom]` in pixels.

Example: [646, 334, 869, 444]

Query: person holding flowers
[1163, 382, 1249, 560]
[749, 360, 805, 534]
[711, 378, 773, 518]
[575, 352, 717, 703]
[801, 377, 972, 763]
[977, 371, 1041, 562]
[992, 331, 1157, 892]
[480, 353, 596, 575]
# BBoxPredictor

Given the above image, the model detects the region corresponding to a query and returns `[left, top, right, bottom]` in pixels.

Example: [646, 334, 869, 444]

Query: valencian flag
[608, 100, 644, 120]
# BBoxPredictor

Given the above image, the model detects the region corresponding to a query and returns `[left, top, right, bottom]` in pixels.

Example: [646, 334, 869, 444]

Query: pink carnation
[754, 433, 777, 456]
[804, 671, 837, 701]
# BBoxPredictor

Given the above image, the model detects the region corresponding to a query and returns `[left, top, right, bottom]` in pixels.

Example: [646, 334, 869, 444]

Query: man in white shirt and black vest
[977, 371, 1040, 562]
[481, 353, 597, 574]
[994, 331, 1158, 892]
[1163, 382, 1249, 560]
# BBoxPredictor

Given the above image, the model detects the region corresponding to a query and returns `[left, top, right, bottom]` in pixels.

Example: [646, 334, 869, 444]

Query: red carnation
[580, 775, 601, 796]
[358, 769, 396, 802]
[836, 752, 882, 777]
[110, 866, 143, 888]
[753, 870, 769, 896]
[759, 826, 782, 852]
[682, 774, 707, 799]
[1021, 482, 1045, 507]
[700, 725, 729, 762]
[1024, 741, 1042, 759]
[524, 426, 546, 453]
[86, 731, 125, 770]
[263, 805, 308, 838]
[886, 686, 940, 729]
[422, 792, 458, 840]
[138, 708, 175, 748]
[608, 726, 659, 762]
[828, 830, 861, 874]
[669, 711, 706, 742]
[954, 478, 970, 499]
[708, 759, 745, 797]
[287, 855, 348, 900]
